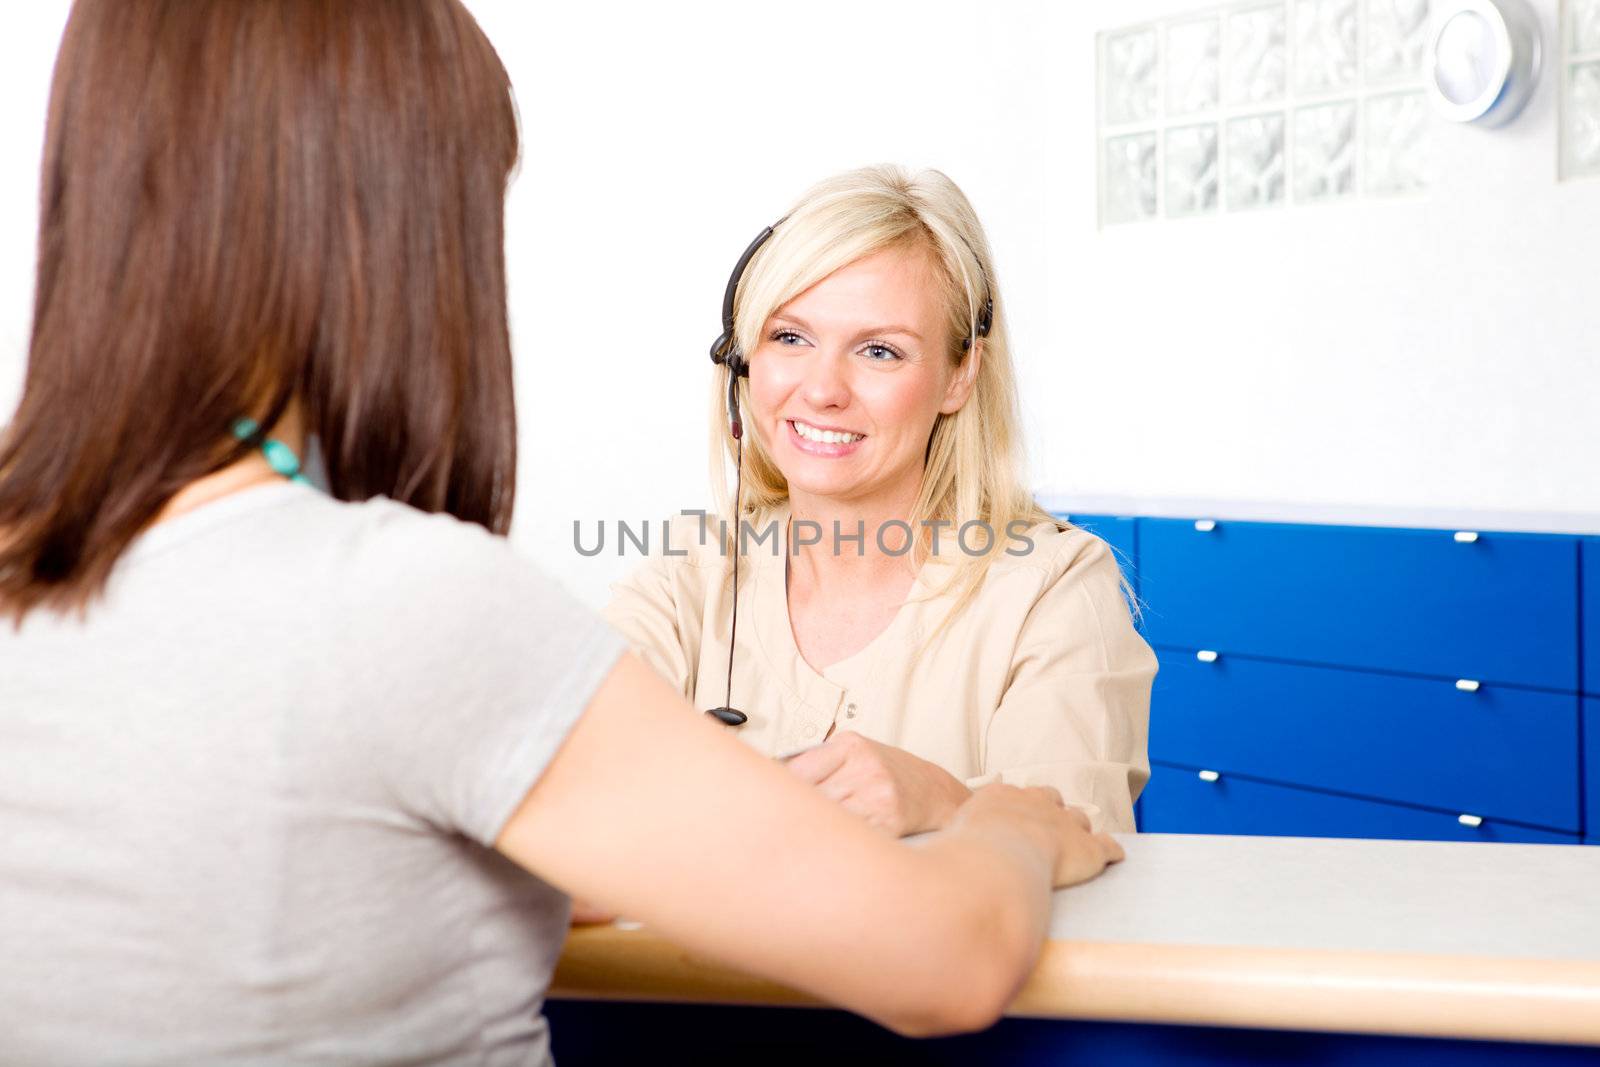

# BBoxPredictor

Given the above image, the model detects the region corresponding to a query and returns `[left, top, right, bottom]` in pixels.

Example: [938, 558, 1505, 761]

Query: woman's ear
[938, 339, 983, 415]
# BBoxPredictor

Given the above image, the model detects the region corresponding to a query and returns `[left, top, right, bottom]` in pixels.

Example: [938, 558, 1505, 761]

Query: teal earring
[231, 418, 311, 486]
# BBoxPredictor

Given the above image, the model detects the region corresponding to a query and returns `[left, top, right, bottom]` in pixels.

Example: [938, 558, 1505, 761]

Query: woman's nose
[800, 350, 852, 410]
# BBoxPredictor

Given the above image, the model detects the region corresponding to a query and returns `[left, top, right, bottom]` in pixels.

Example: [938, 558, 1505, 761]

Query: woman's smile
[787, 418, 867, 456]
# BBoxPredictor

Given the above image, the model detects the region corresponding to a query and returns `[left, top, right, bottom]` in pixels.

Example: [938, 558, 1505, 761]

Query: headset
[703, 220, 994, 729]
[701, 223, 778, 726]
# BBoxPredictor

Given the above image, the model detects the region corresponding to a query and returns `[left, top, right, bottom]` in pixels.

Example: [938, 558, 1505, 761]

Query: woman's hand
[947, 783, 1124, 889]
[784, 731, 973, 837]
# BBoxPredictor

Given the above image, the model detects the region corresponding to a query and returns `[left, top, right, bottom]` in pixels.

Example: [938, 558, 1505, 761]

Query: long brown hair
[0, 0, 521, 621]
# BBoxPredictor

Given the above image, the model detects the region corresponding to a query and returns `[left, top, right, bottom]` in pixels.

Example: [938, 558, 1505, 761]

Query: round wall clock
[1425, 0, 1543, 126]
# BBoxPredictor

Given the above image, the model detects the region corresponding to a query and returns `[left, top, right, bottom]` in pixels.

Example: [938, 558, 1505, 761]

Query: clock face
[1425, 0, 1542, 126]
[1434, 10, 1500, 107]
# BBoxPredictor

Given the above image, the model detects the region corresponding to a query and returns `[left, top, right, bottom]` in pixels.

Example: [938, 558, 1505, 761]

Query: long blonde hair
[710, 164, 1059, 613]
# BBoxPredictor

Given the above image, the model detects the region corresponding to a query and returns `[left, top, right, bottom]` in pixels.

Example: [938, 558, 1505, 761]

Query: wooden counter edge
[550, 926, 1600, 1047]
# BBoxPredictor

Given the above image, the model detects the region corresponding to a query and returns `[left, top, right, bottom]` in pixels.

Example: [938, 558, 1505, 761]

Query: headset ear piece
[725, 358, 745, 440]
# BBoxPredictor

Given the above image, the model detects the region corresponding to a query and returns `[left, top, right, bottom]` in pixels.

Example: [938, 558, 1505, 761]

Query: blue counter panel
[1150, 649, 1581, 832]
[1141, 761, 1580, 844]
[1138, 518, 1580, 691]
[545, 1000, 1600, 1066]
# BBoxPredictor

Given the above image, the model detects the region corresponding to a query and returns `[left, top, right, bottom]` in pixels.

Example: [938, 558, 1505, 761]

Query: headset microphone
[703, 222, 781, 728]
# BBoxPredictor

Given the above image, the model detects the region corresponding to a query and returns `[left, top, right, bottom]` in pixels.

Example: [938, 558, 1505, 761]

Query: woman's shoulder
[604, 511, 746, 621]
[315, 493, 513, 573]
[614, 509, 777, 581]
[285, 493, 570, 619]
[312, 494, 616, 670]
[978, 518, 1124, 586]
[918, 517, 1134, 630]
[924, 518, 1145, 663]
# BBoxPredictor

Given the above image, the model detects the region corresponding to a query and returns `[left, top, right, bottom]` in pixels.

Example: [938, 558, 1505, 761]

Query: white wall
[0, 6, 70, 423]
[2, 1, 1597, 608]
[0, 0, 1060, 605]
[1040, 0, 1600, 520]
[471, 0, 1062, 603]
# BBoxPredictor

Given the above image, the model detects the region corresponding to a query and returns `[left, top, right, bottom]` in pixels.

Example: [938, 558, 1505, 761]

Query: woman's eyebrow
[858, 324, 923, 341]
[771, 314, 923, 342]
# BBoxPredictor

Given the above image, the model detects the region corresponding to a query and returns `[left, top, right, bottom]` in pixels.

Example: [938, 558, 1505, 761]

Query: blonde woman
[606, 166, 1156, 837]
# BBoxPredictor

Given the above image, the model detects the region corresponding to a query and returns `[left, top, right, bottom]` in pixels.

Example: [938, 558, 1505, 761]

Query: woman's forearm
[497, 655, 1109, 1038]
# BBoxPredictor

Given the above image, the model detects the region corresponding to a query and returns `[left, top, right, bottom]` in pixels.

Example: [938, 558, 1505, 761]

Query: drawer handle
[1195, 649, 1220, 663]
[1453, 531, 1480, 544]
[1194, 519, 1217, 532]
[1198, 769, 1221, 783]
[1457, 813, 1484, 828]
[1455, 679, 1481, 693]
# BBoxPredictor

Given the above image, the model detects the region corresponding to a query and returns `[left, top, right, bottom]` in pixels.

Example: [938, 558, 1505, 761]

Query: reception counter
[548, 833, 1600, 1064]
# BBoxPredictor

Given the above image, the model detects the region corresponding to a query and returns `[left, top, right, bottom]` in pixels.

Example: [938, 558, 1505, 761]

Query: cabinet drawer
[1584, 540, 1599, 696]
[1057, 513, 1137, 590]
[1150, 651, 1580, 832]
[1140, 761, 1580, 844]
[1138, 519, 1579, 690]
[1586, 698, 1599, 840]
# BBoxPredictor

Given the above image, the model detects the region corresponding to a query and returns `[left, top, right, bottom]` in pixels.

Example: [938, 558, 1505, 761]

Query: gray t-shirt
[0, 483, 625, 1066]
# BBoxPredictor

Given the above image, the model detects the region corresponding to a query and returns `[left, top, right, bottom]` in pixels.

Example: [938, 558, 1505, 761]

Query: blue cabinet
[1053, 506, 1596, 847]
[1586, 698, 1599, 842]
[1141, 761, 1580, 845]
[1584, 540, 1599, 696]
[1138, 519, 1579, 691]
[1150, 650, 1581, 832]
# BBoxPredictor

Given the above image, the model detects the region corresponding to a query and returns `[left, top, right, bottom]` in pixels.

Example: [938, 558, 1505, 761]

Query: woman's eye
[772, 330, 807, 346]
[862, 343, 901, 362]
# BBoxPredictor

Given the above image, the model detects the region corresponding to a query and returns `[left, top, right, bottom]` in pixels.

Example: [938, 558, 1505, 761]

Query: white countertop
[554, 833, 1600, 1044]
[1052, 833, 1600, 960]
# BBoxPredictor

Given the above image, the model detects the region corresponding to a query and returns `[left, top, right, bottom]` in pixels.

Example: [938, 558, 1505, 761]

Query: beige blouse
[602, 510, 1156, 832]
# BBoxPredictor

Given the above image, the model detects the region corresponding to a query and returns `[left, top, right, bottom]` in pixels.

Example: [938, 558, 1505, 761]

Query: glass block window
[1365, 91, 1433, 193]
[1098, 0, 1435, 226]
[1167, 124, 1222, 214]
[1105, 132, 1161, 223]
[1367, 0, 1433, 84]
[1227, 112, 1288, 207]
[1293, 0, 1360, 94]
[1294, 100, 1358, 201]
[1168, 17, 1224, 116]
[1104, 27, 1160, 125]
[1574, 0, 1600, 54]
[1565, 0, 1600, 179]
[1226, 5, 1289, 103]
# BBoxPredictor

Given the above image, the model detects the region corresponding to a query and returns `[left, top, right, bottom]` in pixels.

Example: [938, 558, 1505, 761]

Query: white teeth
[792, 420, 863, 445]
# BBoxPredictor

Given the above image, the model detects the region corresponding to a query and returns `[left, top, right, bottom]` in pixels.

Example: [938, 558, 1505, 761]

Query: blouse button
[803, 724, 818, 739]
[845, 703, 857, 719]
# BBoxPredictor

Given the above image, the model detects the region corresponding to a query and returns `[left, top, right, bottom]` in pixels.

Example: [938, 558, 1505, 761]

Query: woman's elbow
[871, 904, 1038, 1038]
[881, 983, 1009, 1039]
